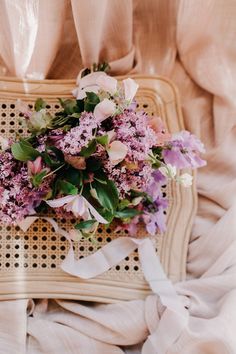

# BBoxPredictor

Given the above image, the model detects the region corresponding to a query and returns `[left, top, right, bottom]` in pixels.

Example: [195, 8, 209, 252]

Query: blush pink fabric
[0, 1, 236, 353]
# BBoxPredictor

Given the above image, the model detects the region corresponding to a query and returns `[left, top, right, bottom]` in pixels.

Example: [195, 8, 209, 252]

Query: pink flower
[46, 195, 108, 224]
[94, 99, 116, 122]
[123, 78, 139, 102]
[27, 156, 43, 175]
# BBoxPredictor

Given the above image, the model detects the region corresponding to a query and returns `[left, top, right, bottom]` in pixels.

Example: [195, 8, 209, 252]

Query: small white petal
[132, 197, 143, 206]
[178, 173, 193, 187]
[94, 99, 116, 122]
[0, 136, 10, 151]
[123, 78, 139, 102]
[159, 164, 177, 179]
[46, 195, 76, 208]
[107, 141, 128, 165]
[84, 197, 108, 224]
[96, 75, 117, 95]
[90, 188, 99, 200]
[74, 71, 106, 99]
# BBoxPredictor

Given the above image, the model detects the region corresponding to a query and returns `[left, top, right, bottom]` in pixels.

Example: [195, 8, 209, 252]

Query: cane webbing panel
[0, 76, 197, 302]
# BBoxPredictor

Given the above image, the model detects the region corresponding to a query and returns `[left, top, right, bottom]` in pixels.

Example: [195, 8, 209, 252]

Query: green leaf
[118, 199, 130, 210]
[34, 98, 47, 112]
[11, 140, 40, 161]
[98, 209, 114, 223]
[115, 208, 141, 219]
[86, 157, 102, 172]
[96, 135, 108, 146]
[80, 140, 97, 157]
[57, 180, 78, 195]
[76, 99, 84, 112]
[31, 170, 48, 187]
[84, 92, 100, 112]
[93, 180, 119, 213]
[63, 168, 83, 186]
[58, 98, 77, 115]
[70, 113, 81, 119]
[75, 220, 97, 230]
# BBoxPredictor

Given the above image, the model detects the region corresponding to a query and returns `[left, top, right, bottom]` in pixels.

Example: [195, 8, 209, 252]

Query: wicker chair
[0, 76, 197, 303]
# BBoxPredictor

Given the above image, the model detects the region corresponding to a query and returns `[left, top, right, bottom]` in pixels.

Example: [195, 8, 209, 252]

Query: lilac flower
[145, 209, 167, 236]
[145, 169, 167, 202]
[101, 110, 157, 196]
[162, 130, 206, 169]
[0, 151, 51, 225]
[113, 110, 157, 162]
[59, 112, 98, 155]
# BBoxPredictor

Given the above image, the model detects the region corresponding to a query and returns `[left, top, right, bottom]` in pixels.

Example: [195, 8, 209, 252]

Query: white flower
[123, 78, 139, 102]
[0, 136, 10, 151]
[46, 195, 108, 223]
[177, 173, 193, 187]
[73, 71, 107, 99]
[29, 109, 51, 132]
[94, 98, 116, 122]
[107, 140, 128, 165]
[132, 196, 143, 206]
[96, 75, 118, 95]
[159, 164, 177, 179]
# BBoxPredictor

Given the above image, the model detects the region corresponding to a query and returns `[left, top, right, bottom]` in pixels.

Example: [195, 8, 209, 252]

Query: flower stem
[43, 163, 65, 180]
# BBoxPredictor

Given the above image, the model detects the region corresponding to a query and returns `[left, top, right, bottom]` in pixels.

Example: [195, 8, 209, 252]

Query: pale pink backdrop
[0, 1, 236, 353]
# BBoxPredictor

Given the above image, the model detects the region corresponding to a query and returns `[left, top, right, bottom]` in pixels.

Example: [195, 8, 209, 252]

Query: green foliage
[42, 147, 64, 167]
[115, 208, 141, 219]
[80, 140, 97, 157]
[63, 168, 83, 187]
[58, 98, 77, 115]
[11, 140, 40, 161]
[80, 62, 110, 78]
[31, 170, 48, 188]
[75, 220, 97, 230]
[93, 180, 119, 213]
[86, 157, 101, 172]
[34, 98, 47, 112]
[96, 135, 108, 146]
[84, 92, 100, 112]
[57, 180, 78, 195]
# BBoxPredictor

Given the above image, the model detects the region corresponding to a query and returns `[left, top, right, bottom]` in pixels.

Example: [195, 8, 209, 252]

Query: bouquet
[0, 66, 206, 242]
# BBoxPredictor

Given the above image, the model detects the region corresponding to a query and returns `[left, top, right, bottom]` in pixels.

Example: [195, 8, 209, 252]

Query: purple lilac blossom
[0, 151, 51, 225]
[59, 112, 98, 155]
[162, 130, 206, 169]
[113, 110, 157, 162]
[101, 110, 157, 196]
[145, 209, 167, 235]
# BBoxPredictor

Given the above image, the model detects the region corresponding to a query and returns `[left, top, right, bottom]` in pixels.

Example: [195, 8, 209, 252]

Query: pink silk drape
[0, 0, 236, 353]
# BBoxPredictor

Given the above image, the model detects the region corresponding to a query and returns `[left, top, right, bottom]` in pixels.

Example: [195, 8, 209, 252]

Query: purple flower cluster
[104, 161, 153, 197]
[162, 131, 206, 169]
[0, 151, 51, 224]
[102, 110, 157, 196]
[113, 110, 157, 161]
[59, 112, 98, 155]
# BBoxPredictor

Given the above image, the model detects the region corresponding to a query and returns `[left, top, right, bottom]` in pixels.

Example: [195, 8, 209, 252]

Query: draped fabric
[0, 0, 236, 353]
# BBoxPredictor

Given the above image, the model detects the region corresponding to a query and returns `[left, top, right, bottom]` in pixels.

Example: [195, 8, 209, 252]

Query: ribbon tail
[138, 238, 188, 354]
[61, 237, 138, 278]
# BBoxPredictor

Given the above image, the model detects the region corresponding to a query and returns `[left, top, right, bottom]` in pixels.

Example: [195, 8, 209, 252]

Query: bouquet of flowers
[0, 66, 206, 242]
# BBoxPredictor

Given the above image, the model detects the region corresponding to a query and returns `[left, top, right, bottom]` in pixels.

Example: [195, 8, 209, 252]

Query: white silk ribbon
[18, 216, 188, 354]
